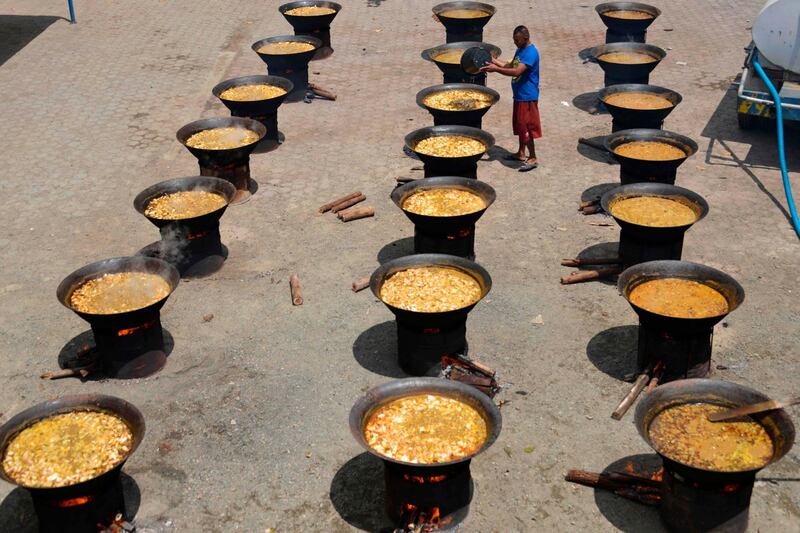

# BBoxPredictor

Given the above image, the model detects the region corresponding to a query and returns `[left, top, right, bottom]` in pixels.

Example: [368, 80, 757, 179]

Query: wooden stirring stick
[708, 396, 800, 422]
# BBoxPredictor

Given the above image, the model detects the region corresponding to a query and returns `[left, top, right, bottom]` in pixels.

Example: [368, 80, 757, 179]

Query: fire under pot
[176, 116, 266, 204]
[591, 42, 666, 87]
[635, 379, 795, 532]
[422, 41, 501, 86]
[432, 1, 496, 43]
[349, 378, 502, 531]
[252, 35, 323, 101]
[404, 125, 495, 180]
[618, 260, 745, 382]
[603, 128, 698, 185]
[0, 394, 145, 533]
[595, 2, 661, 44]
[416, 83, 500, 129]
[370, 254, 491, 376]
[600, 183, 708, 268]
[391, 176, 496, 260]
[598, 83, 682, 132]
[57, 256, 180, 379]
[134, 176, 236, 278]
[279, 1, 342, 60]
[213, 75, 294, 152]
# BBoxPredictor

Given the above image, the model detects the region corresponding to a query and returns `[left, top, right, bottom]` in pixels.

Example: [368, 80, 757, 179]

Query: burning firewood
[441, 353, 499, 397]
[565, 469, 661, 507]
[611, 361, 665, 420]
[98, 513, 135, 532]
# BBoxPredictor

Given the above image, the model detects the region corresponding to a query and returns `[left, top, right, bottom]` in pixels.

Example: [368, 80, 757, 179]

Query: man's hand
[480, 63, 500, 73]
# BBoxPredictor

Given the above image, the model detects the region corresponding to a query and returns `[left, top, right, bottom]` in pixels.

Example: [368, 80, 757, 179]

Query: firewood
[308, 83, 336, 100]
[560, 267, 621, 284]
[340, 206, 375, 222]
[331, 194, 366, 213]
[561, 257, 621, 267]
[290, 274, 303, 305]
[351, 276, 370, 292]
[612, 372, 650, 420]
[318, 191, 362, 214]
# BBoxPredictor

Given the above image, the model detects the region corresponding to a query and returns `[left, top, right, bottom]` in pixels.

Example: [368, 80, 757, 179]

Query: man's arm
[490, 57, 512, 68]
[481, 62, 527, 77]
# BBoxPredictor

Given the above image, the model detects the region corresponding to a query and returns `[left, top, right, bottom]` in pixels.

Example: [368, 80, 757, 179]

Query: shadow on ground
[377, 237, 414, 264]
[330, 452, 395, 533]
[57, 328, 175, 381]
[563, 242, 621, 287]
[591, 454, 666, 533]
[486, 145, 524, 170]
[352, 321, 409, 378]
[573, 91, 607, 115]
[0, 473, 141, 532]
[581, 182, 620, 204]
[577, 135, 617, 165]
[700, 83, 800, 225]
[0, 15, 61, 68]
[578, 46, 597, 62]
[586, 324, 639, 382]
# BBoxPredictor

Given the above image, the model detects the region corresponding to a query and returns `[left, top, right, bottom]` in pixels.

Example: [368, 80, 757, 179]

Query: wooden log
[331, 193, 366, 213]
[448, 366, 494, 388]
[340, 206, 375, 222]
[351, 276, 370, 292]
[579, 198, 600, 209]
[289, 274, 303, 306]
[40, 368, 90, 380]
[560, 267, 621, 285]
[395, 176, 417, 183]
[580, 204, 603, 215]
[308, 83, 336, 101]
[646, 362, 666, 393]
[565, 469, 661, 489]
[612, 372, 650, 420]
[565, 469, 661, 507]
[318, 191, 362, 214]
[561, 257, 621, 267]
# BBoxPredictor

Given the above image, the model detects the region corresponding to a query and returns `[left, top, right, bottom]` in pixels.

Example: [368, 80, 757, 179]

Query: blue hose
[751, 49, 800, 239]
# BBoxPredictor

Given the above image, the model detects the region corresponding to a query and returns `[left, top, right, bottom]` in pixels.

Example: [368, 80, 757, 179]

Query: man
[482, 25, 541, 172]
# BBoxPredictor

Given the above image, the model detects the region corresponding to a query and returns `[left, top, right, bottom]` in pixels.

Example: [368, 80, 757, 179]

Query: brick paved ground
[0, 0, 798, 531]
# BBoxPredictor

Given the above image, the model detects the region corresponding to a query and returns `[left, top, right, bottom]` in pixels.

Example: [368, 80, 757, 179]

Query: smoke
[153, 224, 191, 270]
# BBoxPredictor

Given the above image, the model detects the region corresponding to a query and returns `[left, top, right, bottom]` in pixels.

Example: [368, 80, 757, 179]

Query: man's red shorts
[513, 100, 542, 142]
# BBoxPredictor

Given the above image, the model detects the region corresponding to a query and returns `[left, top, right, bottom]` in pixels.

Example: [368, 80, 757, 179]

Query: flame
[403, 473, 449, 484]
[422, 328, 441, 334]
[117, 317, 157, 337]
[402, 503, 443, 531]
[51, 495, 93, 508]
[721, 483, 742, 493]
[186, 229, 210, 241]
[621, 462, 664, 482]
[446, 228, 473, 240]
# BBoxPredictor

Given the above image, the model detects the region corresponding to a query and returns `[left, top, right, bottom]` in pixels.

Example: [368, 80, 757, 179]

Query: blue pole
[68, 0, 76, 23]
[751, 49, 800, 239]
